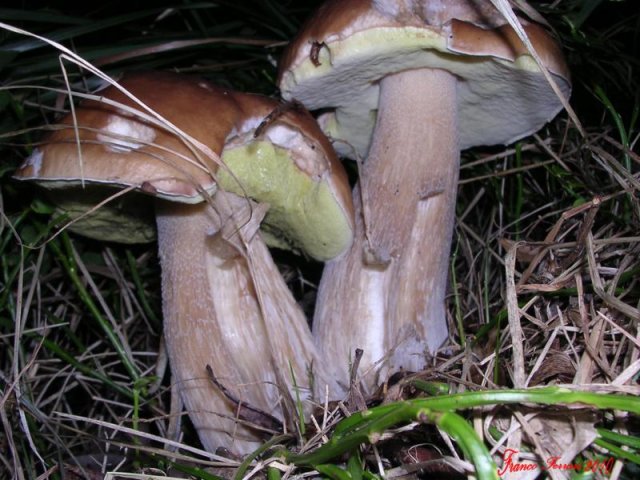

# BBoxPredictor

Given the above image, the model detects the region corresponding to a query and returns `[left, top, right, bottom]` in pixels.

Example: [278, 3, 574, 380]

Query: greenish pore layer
[40, 142, 351, 259]
[47, 186, 156, 244]
[282, 26, 570, 155]
[219, 140, 351, 261]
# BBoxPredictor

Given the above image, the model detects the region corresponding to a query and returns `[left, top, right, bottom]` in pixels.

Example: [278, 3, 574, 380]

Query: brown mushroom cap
[18, 73, 225, 200]
[278, 0, 571, 157]
[16, 72, 354, 260]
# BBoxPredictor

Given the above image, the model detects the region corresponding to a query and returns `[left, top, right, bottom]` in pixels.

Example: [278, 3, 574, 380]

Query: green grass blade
[594, 438, 640, 465]
[49, 232, 141, 382]
[3, 10, 166, 53]
[34, 334, 132, 398]
[335, 388, 640, 436]
[431, 410, 499, 480]
[597, 429, 640, 450]
[282, 387, 639, 467]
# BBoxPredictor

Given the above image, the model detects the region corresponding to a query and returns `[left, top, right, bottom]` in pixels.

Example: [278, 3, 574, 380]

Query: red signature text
[498, 448, 615, 476]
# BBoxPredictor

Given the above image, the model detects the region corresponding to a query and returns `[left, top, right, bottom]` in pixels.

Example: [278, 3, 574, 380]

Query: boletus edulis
[278, 0, 571, 392]
[16, 71, 354, 453]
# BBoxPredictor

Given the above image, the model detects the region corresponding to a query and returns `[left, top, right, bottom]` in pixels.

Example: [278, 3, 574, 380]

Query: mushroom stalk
[314, 186, 392, 390]
[157, 191, 330, 453]
[362, 68, 458, 264]
[315, 68, 458, 390]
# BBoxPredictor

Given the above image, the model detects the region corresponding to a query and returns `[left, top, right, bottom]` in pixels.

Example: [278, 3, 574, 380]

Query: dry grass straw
[439, 122, 639, 479]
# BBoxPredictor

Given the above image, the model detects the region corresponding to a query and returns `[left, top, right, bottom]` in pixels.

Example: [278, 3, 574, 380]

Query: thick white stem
[362, 68, 458, 263]
[157, 192, 330, 454]
[314, 69, 458, 393]
[314, 186, 393, 393]
[385, 69, 458, 372]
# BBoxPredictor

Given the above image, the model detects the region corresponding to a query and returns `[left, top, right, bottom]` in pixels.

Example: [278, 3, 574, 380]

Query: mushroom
[278, 0, 571, 392]
[15, 72, 354, 452]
